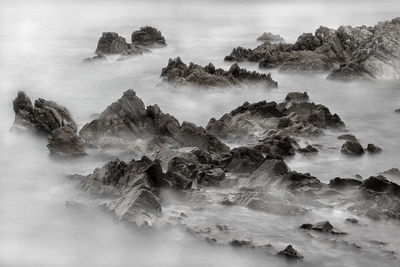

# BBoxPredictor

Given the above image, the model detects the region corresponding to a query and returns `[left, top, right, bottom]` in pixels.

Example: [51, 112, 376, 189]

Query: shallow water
[1, 0, 400, 266]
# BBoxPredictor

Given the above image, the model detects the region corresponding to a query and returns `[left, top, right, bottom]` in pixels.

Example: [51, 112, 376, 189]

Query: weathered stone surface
[341, 140, 365, 155]
[338, 134, 358, 141]
[96, 32, 130, 55]
[131, 26, 166, 46]
[257, 32, 285, 43]
[277, 245, 304, 261]
[47, 126, 86, 156]
[366, 143, 383, 153]
[160, 57, 278, 88]
[79, 89, 229, 155]
[13, 91, 77, 134]
[226, 18, 400, 80]
[79, 156, 165, 226]
[329, 177, 362, 189]
[300, 221, 346, 234]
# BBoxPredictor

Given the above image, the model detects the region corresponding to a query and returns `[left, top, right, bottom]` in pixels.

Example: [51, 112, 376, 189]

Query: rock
[277, 245, 304, 261]
[223, 147, 265, 173]
[79, 89, 229, 155]
[230, 239, 253, 248]
[300, 221, 346, 234]
[345, 218, 359, 224]
[380, 168, 400, 178]
[225, 17, 400, 80]
[13, 91, 77, 134]
[79, 156, 165, 226]
[298, 144, 318, 154]
[366, 143, 383, 153]
[341, 140, 365, 155]
[95, 32, 130, 55]
[197, 167, 225, 187]
[47, 126, 86, 156]
[361, 175, 400, 194]
[131, 26, 166, 46]
[257, 32, 285, 43]
[329, 177, 362, 189]
[395, 108, 400, 113]
[160, 57, 278, 88]
[284, 92, 309, 104]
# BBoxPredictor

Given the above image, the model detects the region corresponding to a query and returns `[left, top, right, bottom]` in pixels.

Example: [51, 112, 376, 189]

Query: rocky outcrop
[225, 18, 400, 80]
[257, 32, 285, 43]
[79, 89, 229, 155]
[131, 26, 166, 46]
[277, 245, 304, 261]
[341, 140, 365, 155]
[160, 57, 278, 88]
[12, 91, 85, 156]
[366, 143, 383, 153]
[79, 156, 165, 226]
[206, 92, 343, 157]
[88, 26, 166, 60]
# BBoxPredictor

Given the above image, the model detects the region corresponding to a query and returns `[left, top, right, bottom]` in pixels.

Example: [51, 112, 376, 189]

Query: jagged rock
[361, 175, 400, 194]
[160, 57, 278, 88]
[341, 140, 365, 155]
[131, 26, 166, 46]
[13, 91, 77, 133]
[366, 143, 383, 153]
[222, 147, 265, 173]
[47, 126, 86, 156]
[95, 32, 130, 55]
[277, 245, 304, 261]
[257, 32, 285, 43]
[300, 221, 346, 234]
[285, 92, 309, 104]
[329, 177, 362, 189]
[79, 89, 229, 155]
[298, 144, 318, 154]
[225, 17, 400, 80]
[380, 168, 400, 178]
[345, 218, 359, 224]
[79, 156, 165, 226]
[230, 239, 253, 248]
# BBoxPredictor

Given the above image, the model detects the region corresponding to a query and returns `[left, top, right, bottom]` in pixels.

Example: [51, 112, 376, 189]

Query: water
[1, 0, 400, 266]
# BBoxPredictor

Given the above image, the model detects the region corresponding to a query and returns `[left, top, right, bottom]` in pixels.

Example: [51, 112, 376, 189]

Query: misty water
[1, 0, 400, 266]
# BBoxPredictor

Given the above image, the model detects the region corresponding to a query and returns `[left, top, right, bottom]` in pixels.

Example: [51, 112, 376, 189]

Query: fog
[1, 0, 400, 266]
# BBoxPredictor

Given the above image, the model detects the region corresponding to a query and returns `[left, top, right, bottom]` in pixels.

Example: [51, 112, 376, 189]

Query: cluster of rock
[87, 26, 166, 60]
[12, 91, 86, 156]
[257, 32, 285, 43]
[160, 57, 278, 88]
[339, 134, 382, 155]
[225, 17, 400, 80]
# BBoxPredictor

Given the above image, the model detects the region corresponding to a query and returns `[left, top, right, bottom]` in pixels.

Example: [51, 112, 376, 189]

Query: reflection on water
[0, 0, 400, 266]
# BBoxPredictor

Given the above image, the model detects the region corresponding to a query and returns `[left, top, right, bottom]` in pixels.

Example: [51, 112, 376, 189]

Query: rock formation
[160, 57, 278, 88]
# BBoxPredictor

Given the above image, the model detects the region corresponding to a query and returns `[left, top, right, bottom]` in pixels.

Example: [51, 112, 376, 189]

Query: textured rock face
[95, 32, 130, 55]
[206, 92, 344, 154]
[257, 32, 285, 43]
[225, 17, 400, 80]
[79, 89, 229, 154]
[160, 57, 278, 88]
[277, 245, 304, 261]
[47, 126, 86, 156]
[131, 26, 166, 46]
[79, 156, 165, 226]
[341, 140, 365, 155]
[13, 91, 77, 133]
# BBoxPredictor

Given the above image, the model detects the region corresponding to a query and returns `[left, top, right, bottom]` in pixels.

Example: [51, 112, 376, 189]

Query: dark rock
[366, 143, 383, 153]
[329, 177, 362, 189]
[395, 108, 400, 113]
[161, 57, 278, 88]
[298, 144, 318, 154]
[79, 156, 165, 226]
[257, 32, 285, 43]
[131, 26, 166, 46]
[277, 245, 304, 261]
[284, 92, 309, 104]
[300, 221, 346, 234]
[338, 134, 358, 141]
[223, 147, 265, 173]
[345, 218, 359, 224]
[230, 239, 253, 248]
[341, 140, 365, 155]
[13, 91, 77, 134]
[47, 126, 87, 156]
[79, 89, 229, 155]
[197, 167, 225, 187]
[95, 32, 130, 55]
[361, 176, 400, 195]
[226, 18, 400, 80]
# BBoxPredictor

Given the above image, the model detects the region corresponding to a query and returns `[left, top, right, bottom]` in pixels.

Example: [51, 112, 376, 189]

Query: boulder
[341, 140, 365, 155]
[277, 245, 304, 261]
[338, 134, 358, 141]
[160, 57, 278, 88]
[366, 143, 383, 153]
[95, 32, 130, 55]
[131, 26, 166, 46]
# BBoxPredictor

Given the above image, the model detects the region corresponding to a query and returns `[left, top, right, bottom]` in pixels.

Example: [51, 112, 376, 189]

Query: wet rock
[13, 91, 77, 134]
[380, 168, 400, 178]
[284, 92, 309, 104]
[223, 147, 265, 173]
[298, 144, 318, 154]
[226, 17, 400, 80]
[395, 108, 400, 113]
[341, 140, 365, 155]
[79, 89, 229, 155]
[257, 32, 285, 43]
[131, 26, 166, 46]
[337, 134, 358, 141]
[47, 126, 87, 156]
[366, 143, 383, 153]
[329, 177, 362, 189]
[161, 57, 278, 88]
[230, 239, 253, 248]
[277, 245, 304, 261]
[79, 156, 165, 226]
[361, 175, 400, 194]
[300, 221, 346, 234]
[95, 32, 130, 55]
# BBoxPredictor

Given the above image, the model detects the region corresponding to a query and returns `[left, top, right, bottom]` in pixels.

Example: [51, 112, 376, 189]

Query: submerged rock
[277, 245, 304, 261]
[225, 17, 400, 80]
[79, 89, 229, 155]
[131, 26, 166, 46]
[160, 57, 278, 88]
